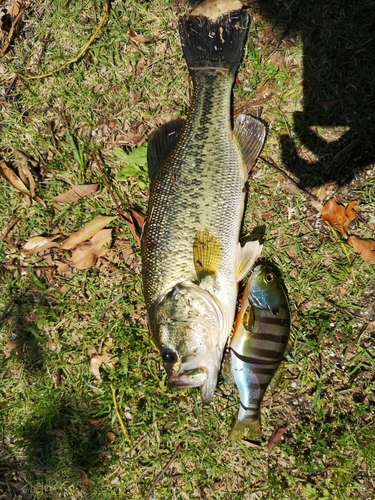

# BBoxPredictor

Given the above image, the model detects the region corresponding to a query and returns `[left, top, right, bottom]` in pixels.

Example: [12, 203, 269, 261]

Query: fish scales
[141, 7, 266, 403]
[229, 265, 291, 440]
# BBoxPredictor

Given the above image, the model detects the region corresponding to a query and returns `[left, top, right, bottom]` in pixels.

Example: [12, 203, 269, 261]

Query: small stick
[1, 217, 19, 239]
[110, 383, 132, 447]
[259, 156, 318, 201]
[145, 443, 183, 500]
[20, 1, 109, 80]
[100, 293, 124, 321]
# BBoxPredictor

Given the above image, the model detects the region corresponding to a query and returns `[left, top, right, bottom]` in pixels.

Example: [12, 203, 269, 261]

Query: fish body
[229, 264, 291, 440]
[141, 7, 266, 403]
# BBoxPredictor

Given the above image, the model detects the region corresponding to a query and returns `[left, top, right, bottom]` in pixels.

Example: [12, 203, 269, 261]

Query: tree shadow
[255, 0, 375, 187]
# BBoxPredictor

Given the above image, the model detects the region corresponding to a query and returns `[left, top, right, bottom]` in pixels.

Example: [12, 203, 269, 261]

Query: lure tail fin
[178, 9, 249, 76]
[229, 415, 261, 441]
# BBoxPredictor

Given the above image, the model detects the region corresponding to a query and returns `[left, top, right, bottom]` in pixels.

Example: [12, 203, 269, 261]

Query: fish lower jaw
[167, 364, 218, 404]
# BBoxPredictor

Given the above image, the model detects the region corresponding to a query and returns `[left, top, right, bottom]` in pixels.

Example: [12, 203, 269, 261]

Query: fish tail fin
[229, 415, 261, 441]
[178, 9, 249, 77]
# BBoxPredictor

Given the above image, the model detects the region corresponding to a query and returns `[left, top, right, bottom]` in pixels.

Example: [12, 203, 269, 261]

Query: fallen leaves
[321, 198, 359, 234]
[88, 339, 116, 380]
[321, 198, 375, 262]
[347, 236, 375, 262]
[69, 228, 112, 270]
[52, 184, 99, 206]
[20, 215, 115, 270]
[60, 215, 116, 250]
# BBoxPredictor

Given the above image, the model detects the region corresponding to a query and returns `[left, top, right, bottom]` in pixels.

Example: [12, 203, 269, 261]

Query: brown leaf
[78, 469, 92, 488]
[0, 161, 31, 196]
[348, 236, 375, 262]
[21, 234, 61, 255]
[88, 343, 115, 380]
[61, 215, 116, 250]
[321, 198, 359, 234]
[52, 184, 99, 204]
[267, 427, 287, 453]
[87, 417, 107, 426]
[5, 339, 21, 358]
[69, 228, 112, 270]
[128, 28, 155, 43]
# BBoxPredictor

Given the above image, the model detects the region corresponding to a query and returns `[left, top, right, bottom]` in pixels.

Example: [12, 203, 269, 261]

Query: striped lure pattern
[229, 264, 291, 440]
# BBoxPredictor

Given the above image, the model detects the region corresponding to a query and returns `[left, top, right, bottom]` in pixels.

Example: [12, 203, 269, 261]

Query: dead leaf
[321, 198, 359, 234]
[61, 215, 116, 250]
[348, 235, 375, 262]
[69, 228, 112, 270]
[87, 417, 107, 426]
[78, 469, 92, 488]
[52, 184, 99, 204]
[88, 343, 115, 380]
[21, 234, 61, 255]
[128, 28, 155, 43]
[267, 427, 287, 453]
[0, 161, 31, 196]
[5, 339, 21, 358]
[106, 431, 116, 442]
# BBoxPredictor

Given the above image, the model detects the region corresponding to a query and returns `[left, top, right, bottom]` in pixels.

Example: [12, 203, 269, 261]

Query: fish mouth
[167, 365, 218, 404]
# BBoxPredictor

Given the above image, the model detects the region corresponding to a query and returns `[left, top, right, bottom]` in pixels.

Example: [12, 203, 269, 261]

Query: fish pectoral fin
[286, 329, 295, 354]
[233, 114, 266, 174]
[235, 241, 262, 282]
[147, 118, 185, 183]
[193, 231, 222, 281]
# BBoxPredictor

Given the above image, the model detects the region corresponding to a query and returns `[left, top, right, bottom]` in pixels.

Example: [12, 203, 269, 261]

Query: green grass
[1, 0, 375, 498]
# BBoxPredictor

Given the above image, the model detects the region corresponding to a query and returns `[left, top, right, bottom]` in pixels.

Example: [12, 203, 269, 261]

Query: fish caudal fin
[233, 114, 266, 173]
[179, 9, 249, 76]
[229, 415, 261, 441]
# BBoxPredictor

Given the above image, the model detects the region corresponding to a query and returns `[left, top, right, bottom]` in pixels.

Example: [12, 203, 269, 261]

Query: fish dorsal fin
[147, 118, 185, 183]
[235, 240, 262, 282]
[193, 231, 222, 281]
[233, 115, 266, 174]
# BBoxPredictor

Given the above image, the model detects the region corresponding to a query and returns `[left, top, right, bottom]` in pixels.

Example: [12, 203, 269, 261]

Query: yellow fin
[229, 416, 261, 441]
[193, 231, 222, 280]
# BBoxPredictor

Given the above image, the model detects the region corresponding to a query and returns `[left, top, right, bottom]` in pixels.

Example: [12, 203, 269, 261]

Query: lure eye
[161, 349, 177, 364]
[265, 272, 274, 284]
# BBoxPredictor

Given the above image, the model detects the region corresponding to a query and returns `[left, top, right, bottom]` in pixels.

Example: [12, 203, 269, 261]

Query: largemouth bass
[229, 264, 291, 440]
[141, 3, 266, 403]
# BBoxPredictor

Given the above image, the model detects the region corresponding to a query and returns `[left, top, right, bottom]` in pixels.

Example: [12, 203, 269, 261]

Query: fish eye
[161, 349, 177, 364]
[265, 272, 274, 284]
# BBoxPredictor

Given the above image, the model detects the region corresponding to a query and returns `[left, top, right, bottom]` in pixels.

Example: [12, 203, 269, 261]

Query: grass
[1, 0, 375, 498]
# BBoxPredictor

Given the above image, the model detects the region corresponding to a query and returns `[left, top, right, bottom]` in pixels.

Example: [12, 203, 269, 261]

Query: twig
[110, 383, 132, 447]
[0, 263, 56, 270]
[0, 296, 17, 324]
[100, 293, 124, 320]
[1, 217, 19, 239]
[259, 156, 318, 201]
[19, 0, 109, 80]
[145, 443, 183, 500]
[0, 10, 23, 57]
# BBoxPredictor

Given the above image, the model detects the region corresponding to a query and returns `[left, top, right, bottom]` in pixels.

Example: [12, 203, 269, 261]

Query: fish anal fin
[147, 118, 185, 183]
[233, 114, 266, 174]
[193, 231, 222, 281]
[236, 240, 262, 282]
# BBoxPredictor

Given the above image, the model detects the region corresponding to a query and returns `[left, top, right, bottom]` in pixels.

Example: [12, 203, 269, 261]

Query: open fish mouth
[167, 365, 218, 404]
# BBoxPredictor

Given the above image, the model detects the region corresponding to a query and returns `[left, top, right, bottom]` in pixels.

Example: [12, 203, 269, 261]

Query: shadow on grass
[0, 283, 111, 497]
[257, 0, 375, 187]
